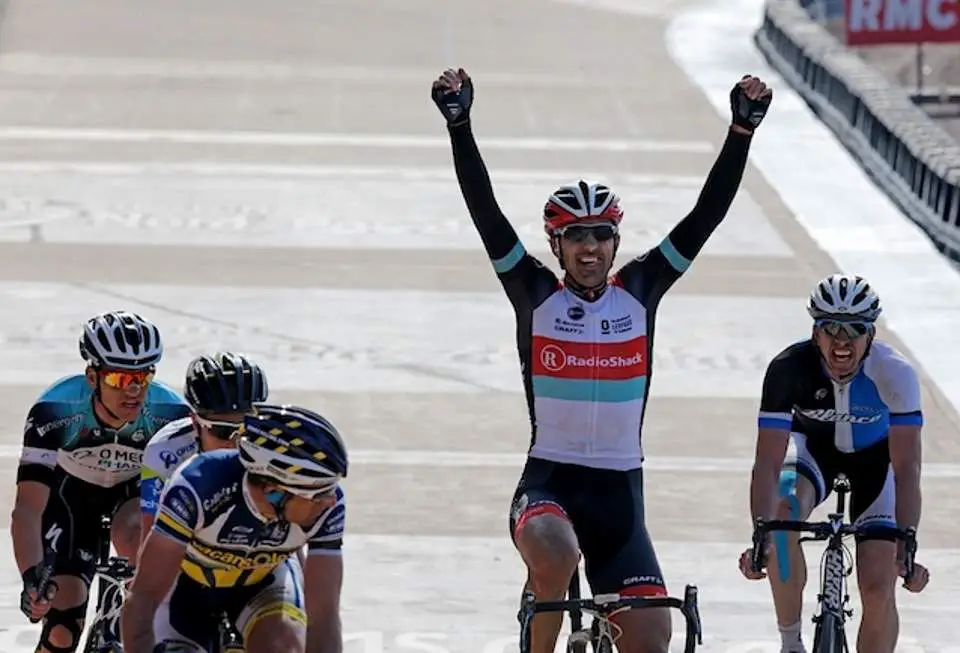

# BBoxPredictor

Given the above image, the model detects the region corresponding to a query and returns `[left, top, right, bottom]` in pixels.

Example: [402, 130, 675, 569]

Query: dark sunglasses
[816, 320, 873, 340]
[557, 224, 618, 243]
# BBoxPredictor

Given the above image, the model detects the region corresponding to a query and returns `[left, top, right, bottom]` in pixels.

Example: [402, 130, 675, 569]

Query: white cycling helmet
[542, 180, 624, 234]
[79, 310, 164, 370]
[807, 274, 882, 322]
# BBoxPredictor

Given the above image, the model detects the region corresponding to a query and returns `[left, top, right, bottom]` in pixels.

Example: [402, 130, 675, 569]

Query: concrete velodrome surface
[0, 0, 956, 651]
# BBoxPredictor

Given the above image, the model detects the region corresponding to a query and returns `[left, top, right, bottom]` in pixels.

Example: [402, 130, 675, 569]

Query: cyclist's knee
[112, 499, 142, 561]
[39, 605, 86, 653]
[515, 514, 579, 595]
[857, 541, 897, 611]
[245, 613, 306, 653]
[859, 575, 896, 616]
[51, 574, 90, 609]
[615, 607, 671, 653]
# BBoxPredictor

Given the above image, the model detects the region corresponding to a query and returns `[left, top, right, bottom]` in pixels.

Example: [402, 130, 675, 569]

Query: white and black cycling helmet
[807, 274, 882, 322]
[542, 180, 624, 234]
[79, 310, 163, 370]
[238, 404, 348, 490]
[184, 352, 268, 414]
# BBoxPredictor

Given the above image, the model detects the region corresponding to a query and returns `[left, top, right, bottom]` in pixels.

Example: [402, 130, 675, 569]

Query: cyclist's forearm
[668, 129, 751, 261]
[749, 463, 780, 522]
[10, 508, 44, 575]
[119, 592, 157, 653]
[894, 466, 921, 530]
[448, 121, 522, 260]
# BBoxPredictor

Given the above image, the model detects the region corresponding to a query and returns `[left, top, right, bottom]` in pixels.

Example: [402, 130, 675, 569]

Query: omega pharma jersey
[18, 374, 190, 488]
[445, 121, 753, 471]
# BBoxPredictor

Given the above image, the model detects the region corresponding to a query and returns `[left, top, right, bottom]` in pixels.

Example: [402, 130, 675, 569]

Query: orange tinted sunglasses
[101, 369, 155, 390]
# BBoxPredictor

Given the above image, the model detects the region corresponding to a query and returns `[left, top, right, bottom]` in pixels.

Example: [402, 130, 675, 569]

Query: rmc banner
[845, 0, 960, 45]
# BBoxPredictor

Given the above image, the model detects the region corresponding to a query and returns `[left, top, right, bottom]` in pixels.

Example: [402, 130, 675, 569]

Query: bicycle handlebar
[519, 585, 703, 653]
[750, 517, 918, 580]
[27, 548, 58, 624]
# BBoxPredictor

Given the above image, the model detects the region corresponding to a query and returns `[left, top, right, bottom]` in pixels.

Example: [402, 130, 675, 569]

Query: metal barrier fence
[754, 0, 960, 261]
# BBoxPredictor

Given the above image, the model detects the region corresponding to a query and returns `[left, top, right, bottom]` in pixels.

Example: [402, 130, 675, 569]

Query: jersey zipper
[589, 312, 599, 456]
[833, 380, 846, 452]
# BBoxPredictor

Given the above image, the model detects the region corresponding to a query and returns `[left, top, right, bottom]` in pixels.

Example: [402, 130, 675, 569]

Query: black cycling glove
[432, 74, 473, 127]
[730, 80, 771, 132]
[20, 563, 56, 622]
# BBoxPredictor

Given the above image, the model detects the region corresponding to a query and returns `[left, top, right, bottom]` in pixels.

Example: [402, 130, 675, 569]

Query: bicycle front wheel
[812, 613, 845, 653]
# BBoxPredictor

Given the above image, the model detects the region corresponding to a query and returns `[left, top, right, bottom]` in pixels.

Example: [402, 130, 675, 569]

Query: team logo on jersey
[164, 485, 199, 526]
[798, 407, 883, 424]
[160, 450, 180, 469]
[36, 414, 82, 438]
[600, 315, 633, 335]
[534, 336, 646, 380]
[202, 482, 240, 512]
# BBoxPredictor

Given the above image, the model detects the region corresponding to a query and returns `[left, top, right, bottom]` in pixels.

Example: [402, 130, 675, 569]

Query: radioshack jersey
[153, 449, 345, 589]
[17, 375, 191, 488]
[141, 417, 200, 516]
[446, 122, 753, 471]
[758, 339, 923, 452]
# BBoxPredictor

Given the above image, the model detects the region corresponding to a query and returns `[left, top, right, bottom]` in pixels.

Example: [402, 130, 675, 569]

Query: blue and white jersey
[758, 339, 922, 452]
[152, 449, 345, 589]
[141, 417, 200, 516]
[18, 374, 190, 488]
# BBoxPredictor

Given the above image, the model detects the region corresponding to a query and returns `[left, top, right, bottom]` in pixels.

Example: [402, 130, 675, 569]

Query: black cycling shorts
[783, 433, 897, 542]
[41, 467, 139, 583]
[508, 457, 666, 597]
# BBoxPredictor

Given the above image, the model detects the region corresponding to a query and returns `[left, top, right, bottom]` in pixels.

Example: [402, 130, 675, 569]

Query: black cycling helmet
[184, 352, 268, 414]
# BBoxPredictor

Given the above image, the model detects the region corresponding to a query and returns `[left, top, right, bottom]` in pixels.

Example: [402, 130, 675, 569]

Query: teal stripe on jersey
[492, 242, 525, 274]
[658, 237, 691, 273]
[533, 376, 647, 403]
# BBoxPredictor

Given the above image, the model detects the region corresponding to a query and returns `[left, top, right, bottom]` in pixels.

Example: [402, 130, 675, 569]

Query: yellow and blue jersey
[153, 449, 345, 589]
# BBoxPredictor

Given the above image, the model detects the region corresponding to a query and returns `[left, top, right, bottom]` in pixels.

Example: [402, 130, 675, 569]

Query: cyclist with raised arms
[121, 404, 347, 653]
[739, 274, 929, 653]
[140, 351, 270, 542]
[431, 67, 772, 653]
[12, 310, 190, 653]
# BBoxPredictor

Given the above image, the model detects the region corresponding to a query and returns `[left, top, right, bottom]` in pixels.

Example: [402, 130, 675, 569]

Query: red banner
[845, 0, 960, 45]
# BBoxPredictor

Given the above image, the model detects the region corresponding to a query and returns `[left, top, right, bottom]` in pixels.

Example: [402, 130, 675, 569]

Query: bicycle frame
[83, 515, 135, 653]
[751, 473, 917, 653]
[517, 582, 702, 653]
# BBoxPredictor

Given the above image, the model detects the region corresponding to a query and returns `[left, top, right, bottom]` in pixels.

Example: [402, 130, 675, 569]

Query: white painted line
[0, 161, 704, 184]
[0, 53, 646, 91]
[1, 444, 959, 477]
[0, 287, 811, 397]
[0, 127, 715, 154]
[0, 164, 793, 258]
